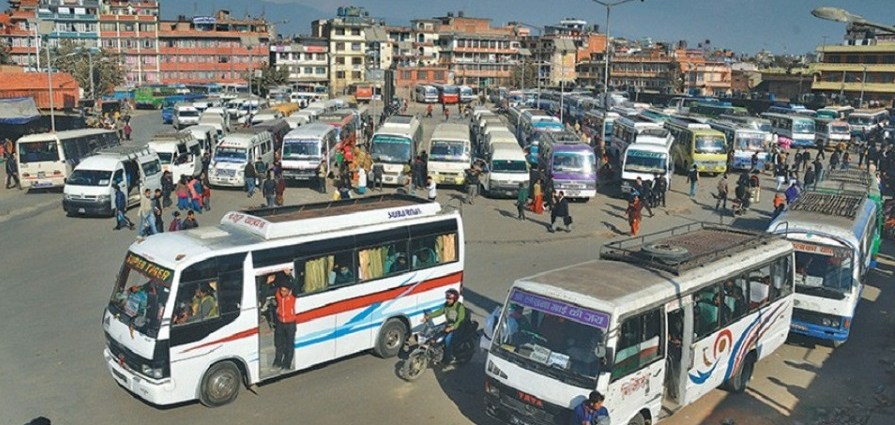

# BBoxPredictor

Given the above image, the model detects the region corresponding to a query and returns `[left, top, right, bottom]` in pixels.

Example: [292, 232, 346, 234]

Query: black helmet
[445, 288, 460, 300]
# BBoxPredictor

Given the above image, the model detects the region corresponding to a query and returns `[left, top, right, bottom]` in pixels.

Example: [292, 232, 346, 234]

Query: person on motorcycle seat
[423, 288, 467, 363]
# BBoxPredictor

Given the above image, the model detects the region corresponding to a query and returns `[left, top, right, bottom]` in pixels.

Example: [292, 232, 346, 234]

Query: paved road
[2, 103, 893, 425]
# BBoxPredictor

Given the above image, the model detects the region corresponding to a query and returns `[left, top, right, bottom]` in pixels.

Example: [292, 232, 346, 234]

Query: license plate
[78, 208, 86, 214]
[33, 181, 53, 188]
[112, 368, 128, 384]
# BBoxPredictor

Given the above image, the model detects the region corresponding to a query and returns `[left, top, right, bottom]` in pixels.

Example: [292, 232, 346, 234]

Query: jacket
[276, 290, 298, 324]
[553, 197, 570, 217]
[115, 190, 126, 211]
[430, 301, 467, 328]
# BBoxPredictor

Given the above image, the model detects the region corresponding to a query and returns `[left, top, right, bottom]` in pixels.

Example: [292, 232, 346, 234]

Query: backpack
[193, 179, 204, 194]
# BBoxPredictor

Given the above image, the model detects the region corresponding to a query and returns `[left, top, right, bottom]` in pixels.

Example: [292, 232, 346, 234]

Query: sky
[166, 0, 892, 55]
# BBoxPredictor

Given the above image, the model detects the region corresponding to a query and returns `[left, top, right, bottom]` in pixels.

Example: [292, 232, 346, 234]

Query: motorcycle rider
[423, 288, 467, 363]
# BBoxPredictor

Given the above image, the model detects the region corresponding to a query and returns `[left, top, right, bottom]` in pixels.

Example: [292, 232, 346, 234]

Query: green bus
[135, 86, 177, 109]
[811, 168, 883, 258]
[690, 102, 749, 119]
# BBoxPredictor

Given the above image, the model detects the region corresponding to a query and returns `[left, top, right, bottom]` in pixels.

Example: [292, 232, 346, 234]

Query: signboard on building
[192, 16, 216, 25]
[367, 69, 385, 83]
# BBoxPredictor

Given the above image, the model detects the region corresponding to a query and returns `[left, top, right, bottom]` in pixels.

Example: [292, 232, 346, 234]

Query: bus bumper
[789, 319, 849, 343]
[431, 172, 465, 186]
[484, 377, 569, 425]
[104, 348, 182, 406]
[63, 198, 113, 216]
[695, 161, 727, 174]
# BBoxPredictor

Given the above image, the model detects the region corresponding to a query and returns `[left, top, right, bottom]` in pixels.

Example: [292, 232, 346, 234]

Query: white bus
[761, 112, 816, 149]
[459, 85, 476, 103]
[280, 122, 338, 181]
[427, 123, 472, 186]
[208, 128, 274, 187]
[620, 133, 674, 195]
[370, 115, 423, 185]
[483, 224, 795, 425]
[814, 118, 851, 151]
[768, 191, 878, 347]
[847, 109, 888, 138]
[16, 129, 120, 189]
[414, 85, 438, 103]
[103, 195, 464, 407]
[611, 115, 669, 174]
[708, 120, 769, 171]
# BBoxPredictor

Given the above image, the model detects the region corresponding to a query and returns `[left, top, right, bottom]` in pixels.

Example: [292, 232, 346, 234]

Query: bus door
[606, 305, 666, 423]
[254, 264, 293, 379]
[664, 296, 693, 411]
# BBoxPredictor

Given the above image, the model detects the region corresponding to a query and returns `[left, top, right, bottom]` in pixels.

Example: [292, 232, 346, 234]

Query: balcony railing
[38, 12, 97, 21]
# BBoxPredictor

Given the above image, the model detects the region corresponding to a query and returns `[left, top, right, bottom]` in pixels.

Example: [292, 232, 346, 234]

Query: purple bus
[538, 131, 597, 199]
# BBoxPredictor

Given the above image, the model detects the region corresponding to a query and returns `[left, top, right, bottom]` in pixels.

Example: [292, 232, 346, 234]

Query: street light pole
[860, 65, 867, 107]
[46, 42, 54, 132]
[592, 0, 639, 102]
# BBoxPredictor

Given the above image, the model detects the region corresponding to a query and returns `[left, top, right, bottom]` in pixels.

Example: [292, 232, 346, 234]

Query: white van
[63, 146, 162, 216]
[251, 108, 284, 126]
[296, 109, 320, 123]
[281, 123, 338, 181]
[225, 97, 246, 119]
[238, 99, 270, 124]
[485, 130, 519, 158]
[620, 136, 674, 195]
[187, 124, 218, 154]
[479, 142, 529, 198]
[173, 104, 200, 130]
[148, 131, 203, 179]
[199, 110, 229, 136]
[427, 123, 472, 186]
[208, 128, 275, 187]
[285, 114, 309, 130]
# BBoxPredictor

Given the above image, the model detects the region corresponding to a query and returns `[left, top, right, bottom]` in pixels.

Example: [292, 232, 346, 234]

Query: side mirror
[597, 344, 613, 369]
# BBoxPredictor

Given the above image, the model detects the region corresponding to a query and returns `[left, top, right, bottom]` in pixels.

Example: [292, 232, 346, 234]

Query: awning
[0, 97, 40, 125]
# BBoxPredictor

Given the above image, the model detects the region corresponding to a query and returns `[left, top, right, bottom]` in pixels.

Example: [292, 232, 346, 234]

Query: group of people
[624, 174, 668, 236]
[116, 183, 199, 236]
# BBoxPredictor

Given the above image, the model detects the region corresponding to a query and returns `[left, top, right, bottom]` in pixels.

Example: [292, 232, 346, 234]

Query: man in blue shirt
[571, 391, 610, 425]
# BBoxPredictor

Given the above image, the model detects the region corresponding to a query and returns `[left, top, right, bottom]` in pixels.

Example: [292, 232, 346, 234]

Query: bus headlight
[98, 194, 111, 203]
[63, 194, 74, 201]
[142, 364, 164, 379]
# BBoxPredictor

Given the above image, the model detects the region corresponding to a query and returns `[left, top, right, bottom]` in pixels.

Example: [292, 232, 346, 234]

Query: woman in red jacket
[274, 280, 298, 370]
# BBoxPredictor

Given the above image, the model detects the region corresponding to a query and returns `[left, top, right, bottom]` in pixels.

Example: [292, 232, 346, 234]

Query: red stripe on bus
[180, 327, 259, 353]
[295, 271, 463, 324]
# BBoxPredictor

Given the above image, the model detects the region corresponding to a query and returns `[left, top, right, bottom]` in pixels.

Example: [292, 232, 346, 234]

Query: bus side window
[770, 255, 793, 301]
[410, 232, 458, 270]
[748, 264, 772, 311]
[693, 285, 720, 339]
[296, 248, 354, 295]
[357, 239, 409, 282]
[173, 254, 244, 327]
[611, 308, 663, 381]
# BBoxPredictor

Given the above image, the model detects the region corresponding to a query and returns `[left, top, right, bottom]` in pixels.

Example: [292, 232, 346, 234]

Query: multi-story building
[395, 65, 449, 89]
[1, 0, 39, 68]
[99, 0, 160, 86]
[269, 36, 328, 88]
[312, 6, 376, 95]
[812, 23, 895, 104]
[158, 10, 270, 86]
[522, 36, 577, 88]
[609, 46, 675, 93]
[36, 0, 100, 49]
[434, 11, 523, 88]
[675, 48, 731, 96]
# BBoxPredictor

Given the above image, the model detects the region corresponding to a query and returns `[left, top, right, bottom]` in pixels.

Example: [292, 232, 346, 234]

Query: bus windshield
[794, 248, 853, 296]
[553, 152, 595, 174]
[156, 152, 174, 164]
[624, 150, 667, 173]
[429, 141, 468, 162]
[67, 169, 112, 187]
[108, 253, 173, 338]
[695, 136, 726, 154]
[491, 160, 528, 173]
[847, 115, 871, 126]
[283, 139, 321, 158]
[736, 135, 765, 151]
[371, 135, 412, 163]
[214, 147, 247, 162]
[793, 120, 815, 134]
[19, 141, 59, 163]
[491, 289, 609, 387]
[831, 125, 850, 134]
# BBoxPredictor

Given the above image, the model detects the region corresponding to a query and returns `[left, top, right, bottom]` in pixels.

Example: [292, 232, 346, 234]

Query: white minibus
[63, 145, 161, 216]
[427, 123, 472, 186]
[208, 128, 274, 187]
[148, 131, 203, 178]
[16, 129, 120, 189]
[280, 122, 338, 181]
[370, 115, 423, 185]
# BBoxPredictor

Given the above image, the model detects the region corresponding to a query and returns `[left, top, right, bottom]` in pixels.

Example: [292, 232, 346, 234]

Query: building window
[433, 71, 444, 80]
[352, 71, 362, 79]
[335, 42, 345, 51]
[336, 71, 345, 79]
[402, 70, 412, 80]
[335, 28, 345, 36]
[335, 57, 345, 65]
[316, 67, 326, 75]
[351, 42, 361, 51]
[304, 67, 312, 74]
[352, 57, 363, 65]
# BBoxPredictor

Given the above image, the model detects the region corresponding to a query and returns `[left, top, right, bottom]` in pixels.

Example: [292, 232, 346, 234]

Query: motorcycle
[399, 317, 479, 382]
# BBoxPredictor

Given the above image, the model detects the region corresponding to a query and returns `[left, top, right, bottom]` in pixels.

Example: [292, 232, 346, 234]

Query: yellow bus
[272, 102, 300, 117]
[666, 116, 727, 175]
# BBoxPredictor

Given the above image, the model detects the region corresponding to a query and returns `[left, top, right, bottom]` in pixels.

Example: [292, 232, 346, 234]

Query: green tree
[0, 42, 15, 65]
[41, 40, 124, 99]
[250, 62, 290, 96]
[509, 62, 540, 90]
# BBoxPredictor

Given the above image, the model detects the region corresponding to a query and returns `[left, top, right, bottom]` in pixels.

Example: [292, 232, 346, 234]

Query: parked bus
[814, 118, 851, 151]
[434, 84, 460, 104]
[768, 192, 877, 346]
[538, 131, 597, 199]
[370, 115, 423, 185]
[414, 85, 439, 103]
[427, 123, 472, 186]
[16, 129, 120, 190]
[811, 168, 883, 258]
[719, 114, 772, 134]
[847, 109, 888, 138]
[459, 85, 475, 103]
[280, 123, 338, 181]
[816, 105, 854, 120]
[348, 83, 374, 102]
[611, 116, 669, 172]
[483, 224, 794, 425]
[708, 120, 769, 171]
[135, 85, 176, 109]
[690, 102, 748, 119]
[103, 195, 463, 407]
[582, 110, 618, 148]
[761, 112, 816, 149]
[619, 129, 674, 195]
[519, 110, 563, 145]
[317, 109, 358, 148]
[665, 117, 727, 175]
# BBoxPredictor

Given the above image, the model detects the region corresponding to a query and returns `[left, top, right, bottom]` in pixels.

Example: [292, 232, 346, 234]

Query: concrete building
[269, 36, 328, 88]
[1, 0, 39, 69]
[36, 0, 101, 49]
[157, 10, 270, 86]
[522, 36, 576, 88]
[434, 11, 523, 88]
[609, 46, 675, 93]
[312, 6, 376, 96]
[675, 48, 732, 96]
[812, 23, 895, 104]
[99, 0, 160, 86]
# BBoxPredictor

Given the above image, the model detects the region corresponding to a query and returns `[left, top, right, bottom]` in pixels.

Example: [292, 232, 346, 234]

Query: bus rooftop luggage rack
[824, 168, 872, 186]
[599, 222, 776, 275]
[387, 115, 415, 125]
[220, 194, 442, 240]
[789, 192, 863, 218]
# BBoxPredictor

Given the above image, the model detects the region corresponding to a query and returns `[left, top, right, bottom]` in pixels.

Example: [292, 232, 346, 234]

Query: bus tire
[627, 412, 646, 425]
[726, 353, 755, 394]
[198, 361, 242, 407]
[641, 243, 689, 263]
[374, 319, 407, 358]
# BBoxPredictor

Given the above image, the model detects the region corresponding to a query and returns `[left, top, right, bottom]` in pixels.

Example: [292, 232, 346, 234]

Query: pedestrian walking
[653, 173, 667, 207]
[715, 174, 729, 211]
[530, 179, 544, 214]
[804, 166, 817, 190]
[772, 192, 786, 220]
[549, 191, 571, 233]
[189, 176, 203, 212]
[168, 211, 182, 232]
[515, 182, 528, 220]
[153, 188, 165, 233]
[262, 172, 277, 207]
[830, 150, 840, 170]
[175, 176, 189, 210]
[412, 156, 425, 189]
[465, 167, 479, 205]
[356, 166, 367, 195]
[181, 210, 199, 229]
[626, 195, 644, 236]
[254, 157, 267, 186]
[275, 172, 286, 206]
[138, 188, 157, 238]
[316, 160, 328, 194]
[426, 104, 433, 118]
[5, 153, 21, 189]
[426, 176, 437, 201]
[775, 163, 787, 191]
[687, 164, 699, 198]
[371, 161, 384, 192]
[113, 185, 135, 231]
[244, 161, 257, 197]
[813, 158, 824, 182]
[841, 151, 851, 170]
[201, 173, 212, 211]
[160, 171, 174, 208]
[123, 122, 132, 141]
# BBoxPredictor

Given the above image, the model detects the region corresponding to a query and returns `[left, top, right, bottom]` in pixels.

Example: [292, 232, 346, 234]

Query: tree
[0, 42, 15, 65]
[251, 62, 290, 96]
[509, 62, 540, 90]
[41, 40, 125, 99]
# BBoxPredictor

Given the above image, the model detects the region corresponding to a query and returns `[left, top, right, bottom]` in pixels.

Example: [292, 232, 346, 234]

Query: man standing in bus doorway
[274, 278, 298, 370]
[687, 164, 699, 199]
